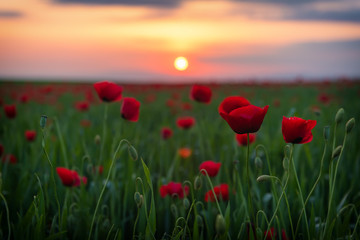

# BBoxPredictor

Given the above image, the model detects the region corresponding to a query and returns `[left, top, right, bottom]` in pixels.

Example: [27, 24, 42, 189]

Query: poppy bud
[194, 176, 202, 190]
[183, 197, 190, 210]
[134, 192, 143, 208]
[332, 145, 342, 159]
[170, 204, 178, 218]
[335, 108, 344, 124]
[40, 115, 47, 129]
[128, 145, 138, 161]
[196, 215, 203, 228]
[345, 118, 355, 133]
[94, 135, 101, 145]
[283, 157, 289, 171]
[323, 126, 330, 141]
[256, 175, 272, 182]
[255, 157, 263, 169]
[215, 214, 226, 235]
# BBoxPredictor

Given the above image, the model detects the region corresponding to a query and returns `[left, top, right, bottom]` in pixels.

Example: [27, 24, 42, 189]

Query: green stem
[54, 117, 69, 168]
[246, 133, 255, 222]
[132, 208, 140, 240]
[200, 170, 223, 217]
[291, 144, 310, 240]
[0, 192, 11, 240]
[99, 104, 108, 164]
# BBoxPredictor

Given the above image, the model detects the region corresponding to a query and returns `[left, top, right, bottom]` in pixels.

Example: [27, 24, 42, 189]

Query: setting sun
[174, 57, 188, 71]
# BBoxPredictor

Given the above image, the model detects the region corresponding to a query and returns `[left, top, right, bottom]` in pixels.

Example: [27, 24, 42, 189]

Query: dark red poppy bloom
[199, 161, 221, 177]
[161, 127, 173, 140]
[75, 101, 89, 112]
[236, 133, 256, 146]
[204, 184, 229, 202]
[181, 102, 192, 111]
[25, 130, 37, 142]
[318, 93, 330, 104]
[190, 85, 212, 103]
[0, 144, 3, 157]
[56, 167, 87, 187]
[264, 227, 276, 240]
[20, 94, 30, 103]
[160, 182, 189, 199]
[93, 81, 122, 102]
[2, 154, 17, 164]
[121, 97, 140, 122]
[4, 104, 16, 119]
[219, 96, 268, 134]
[282, 116, 316, 144]
[281, 229, 289, 240]
[176, 116, 195, 129]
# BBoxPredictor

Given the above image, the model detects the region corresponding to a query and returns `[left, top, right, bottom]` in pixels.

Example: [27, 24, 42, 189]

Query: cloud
[53, 0, 182, 8]
[0, 10, 24, 18]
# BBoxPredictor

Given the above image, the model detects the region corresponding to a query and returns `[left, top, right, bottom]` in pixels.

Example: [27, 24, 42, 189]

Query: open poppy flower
[161, 127, 173, 140]
[199, 161, 221, 177]
[176, 116, 195, 129]
[25, 130, 37, 142]
[178, 148, 192, 159]
[190, 85, 212, 103]
[236, 133, 256, 146]
[93, 81, 122, 102]
[4, 104, 16, 119]
[74, 101, 89, 112]
[219, 96, 268, 134]
[121, 97, 140, 122]
[160, 182, 189, 199]
[282, 116, 316, 144]
[204, 184, 229, 202]
[56, 167, 87, 187]
[2, 154, 17, 164]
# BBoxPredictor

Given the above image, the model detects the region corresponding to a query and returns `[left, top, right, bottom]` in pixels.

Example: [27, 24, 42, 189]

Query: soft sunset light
[174, 57, 188, 71]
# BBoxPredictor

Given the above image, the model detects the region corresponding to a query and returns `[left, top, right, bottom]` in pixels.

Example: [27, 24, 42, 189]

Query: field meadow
[0, 80, 359, 239]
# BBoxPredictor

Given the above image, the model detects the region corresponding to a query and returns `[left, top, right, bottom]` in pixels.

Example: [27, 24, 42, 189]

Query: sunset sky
[1, 0, 360, 82]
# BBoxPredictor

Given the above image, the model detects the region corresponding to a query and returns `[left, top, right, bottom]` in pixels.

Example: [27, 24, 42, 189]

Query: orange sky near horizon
[1, 0, 360, 82]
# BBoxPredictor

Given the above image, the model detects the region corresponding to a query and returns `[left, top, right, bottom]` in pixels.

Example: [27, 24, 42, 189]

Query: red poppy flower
[93, 81, 122, 102]
[2, 154, 17, 164]
[25, 130, 37, 142]
[190, 85, 212, 103]
[80, 119, 92, 128]
[159, 182, 189, 199]
[199, 161, 221, 177]
[282, 116, 317, 144]
[281, 229, 289, 240]
[56, 167, 87, 187]
[318, 93, 330, 104]
[176, 116, 195, 129]
[0, 144, 3, 157]
[219, 96, 268, 134]
[178, 148, 192, 159]
[204, 184, 229, 202]
[181, 102, 192, 111]
[20, 94, 30, 103]
[121, 97, 140, 122]
[74, 101, 89, 112]
[236, 133, 256, 146]
[4, 104, 16, 119]
[264, 227, 276, 240]
[161, 127, 173, 140]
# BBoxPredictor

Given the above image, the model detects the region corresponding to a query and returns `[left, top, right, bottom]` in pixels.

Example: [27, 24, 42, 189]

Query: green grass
[0, 81, 359, 239]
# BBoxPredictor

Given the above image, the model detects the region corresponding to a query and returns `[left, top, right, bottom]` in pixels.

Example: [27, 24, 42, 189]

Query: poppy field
[0, 80, 360, 240]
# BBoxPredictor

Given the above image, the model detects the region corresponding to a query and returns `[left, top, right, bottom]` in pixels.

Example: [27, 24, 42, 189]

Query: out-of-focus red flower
[282, 116, 316, 144]
[145, 94, 156, 103]
[97, 165, 104, 175]
[273, 99, 280, 107]
[56, 167, 87, 187]
[93, 81, 122, 102]
[25, 130, 37, 142]
[20, 94, 29, 103]
[181, 102, 192, 111]
[80, 119, 92, 127]
[205, 184, 229, 202]
[199, 161, 221, 177]
[318, 93, 330, 104]
[190, 85, 212, 103]
[219, 96, 268, 134]
[160, 182, 189, 199]
[2, 154, 17, 164]
[178, 148, 192, 159]
[264, 227, 276, 240]
[281, 229, 289, 240]
[0, 144, 3, 157]
[75, 101, 89, 112]
[236, 133, 256, 146]
[4, 104, 16, 119]
[166, 99, 176, 108]
[176, 116, 195, 129]
[161, 127, 173, 140]
[121, 97, 140, 122]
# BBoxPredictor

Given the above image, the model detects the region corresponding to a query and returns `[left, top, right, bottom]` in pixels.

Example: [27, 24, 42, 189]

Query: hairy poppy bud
[94, 135, 101, 145]
[345, 118, 355, 133]
[128, 145, 138, 161]
[194, 176, 202, 190]
[183, 197, 190, 210]
[332, 145, 342, 159]
[256, 175, 272, 182]
[323, 126, 330, 141]
[335, 108, 344, 124]
[196, 215, 203, 228]
[215, 214, 226, 235]
[283, 157, 289, 171]
[40, 115, 47, 129]
[134, 192, 143, 208]
[255, 157, 263, 169]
